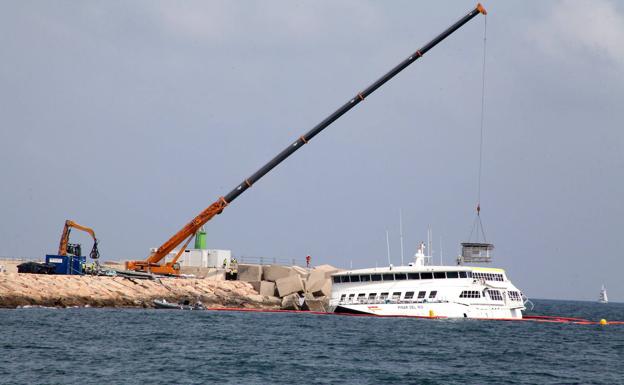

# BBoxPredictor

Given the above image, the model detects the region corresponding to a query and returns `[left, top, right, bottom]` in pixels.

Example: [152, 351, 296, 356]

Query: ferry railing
[340, 298, 450, 306]
[235, 256, 304, 266]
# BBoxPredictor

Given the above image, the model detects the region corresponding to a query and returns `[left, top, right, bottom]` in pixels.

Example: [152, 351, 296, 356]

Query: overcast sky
[1, 1, 623, 302]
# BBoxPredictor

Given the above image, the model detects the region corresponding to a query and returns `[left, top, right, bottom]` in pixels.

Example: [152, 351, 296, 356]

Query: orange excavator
[126, 4, 487, 275]
[58, 220, 100, 261]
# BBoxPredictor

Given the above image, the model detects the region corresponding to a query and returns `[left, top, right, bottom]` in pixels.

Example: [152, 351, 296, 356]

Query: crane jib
[137, 4, 486, 271]
[224, 5, 484, 204]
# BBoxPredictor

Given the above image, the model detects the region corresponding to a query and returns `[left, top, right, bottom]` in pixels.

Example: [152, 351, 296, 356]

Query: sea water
[1, 299, 623, 384]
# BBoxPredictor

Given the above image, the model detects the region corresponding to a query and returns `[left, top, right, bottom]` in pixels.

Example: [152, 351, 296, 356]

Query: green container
[195, 228, 207, 250]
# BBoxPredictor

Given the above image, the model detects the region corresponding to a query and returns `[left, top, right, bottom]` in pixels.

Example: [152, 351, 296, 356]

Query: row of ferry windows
[340, 289, 522, 302]
[333, 271, 474, 284]
[472, 272, 504, 282]
[340, 290, 438, 302]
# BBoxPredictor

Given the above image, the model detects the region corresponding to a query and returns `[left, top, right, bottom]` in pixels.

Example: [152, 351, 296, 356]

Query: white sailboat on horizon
[599, 285, 608, 304]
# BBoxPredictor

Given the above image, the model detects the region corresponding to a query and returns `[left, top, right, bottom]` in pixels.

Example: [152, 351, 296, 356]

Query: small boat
[599, 285, 608, 304]
[153, 298, 205, 310]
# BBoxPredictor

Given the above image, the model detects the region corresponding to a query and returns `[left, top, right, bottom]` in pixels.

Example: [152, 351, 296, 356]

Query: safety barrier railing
[234, 256, 305, 266]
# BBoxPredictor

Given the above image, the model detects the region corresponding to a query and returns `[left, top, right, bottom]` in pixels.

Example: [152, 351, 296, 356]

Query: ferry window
[392, 292, 401, 300]
[420, 272, 433, 280]
[340, 294, 346, 301]
[467, 271, 473, 278]
[408, 273, 420, 280]
[404, 291, 415, 299]
[348, 294, 356, 301]
[488, 290, 503, 301]
[394, 273, 407, 280]
[380, 292, 389, 300]
[350, 275, 361, 282]
[371, 274, 382, 282]
[459, 291, 481, 298]
[340, 276, 350, 283]
[368, 293, 377, 300]
[497, 274, 504, 282]
[433, 272, 446, 279]
[459, 271, 467, 278]
[417, 291, 427, 299]
[333, 276, 341, 284]
[357, 293, 366, 302]
[382, 273, 394, 281]
[429, 291, 437, 299]
[360, 275, 370, 282]
[446, 271, 459, 279]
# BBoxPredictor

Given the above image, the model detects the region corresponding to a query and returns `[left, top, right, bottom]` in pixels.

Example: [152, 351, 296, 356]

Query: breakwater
[0, 273, 280, 309]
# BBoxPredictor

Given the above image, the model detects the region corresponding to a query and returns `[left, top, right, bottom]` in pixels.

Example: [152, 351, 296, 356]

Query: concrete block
[249, 281, 262, 293]
[263, 265, 295, 282]
[303, 296, 328, 312]
[291, 266, 310, 279]
[238, 264, 263, 282]
[305, 270, 328, 294]
[259, 281, 276, 297]
[275, 275, 304, 297]
[312, 279, 332, 298]
[281, 293, 302, 310]
[314, 264, 342, 278]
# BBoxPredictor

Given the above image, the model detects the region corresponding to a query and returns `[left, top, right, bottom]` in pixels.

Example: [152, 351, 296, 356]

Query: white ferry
[329, 244, 526, 319]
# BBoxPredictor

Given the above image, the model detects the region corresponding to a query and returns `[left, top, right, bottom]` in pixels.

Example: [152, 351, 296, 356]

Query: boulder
[263, 265, 295, 282]
[237, 264, 263, 282]
[275, 275, 304, 297]
[281, 293, 302, 310]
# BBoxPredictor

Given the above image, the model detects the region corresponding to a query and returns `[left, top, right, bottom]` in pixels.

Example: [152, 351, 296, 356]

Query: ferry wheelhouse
[329, 244, 526, 319]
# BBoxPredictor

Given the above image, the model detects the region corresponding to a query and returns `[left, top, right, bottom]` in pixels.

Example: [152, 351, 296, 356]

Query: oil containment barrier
[200, 307, 624, 325]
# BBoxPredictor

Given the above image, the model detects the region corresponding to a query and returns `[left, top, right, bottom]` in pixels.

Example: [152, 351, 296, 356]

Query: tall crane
[126, 4, 487, 274]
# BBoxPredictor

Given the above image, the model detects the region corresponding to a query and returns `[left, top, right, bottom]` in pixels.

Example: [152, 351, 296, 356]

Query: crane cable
[469, 15, 488, 243]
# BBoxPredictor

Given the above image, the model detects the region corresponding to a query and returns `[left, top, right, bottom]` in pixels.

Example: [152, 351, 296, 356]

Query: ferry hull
[332, 302, 523, 319]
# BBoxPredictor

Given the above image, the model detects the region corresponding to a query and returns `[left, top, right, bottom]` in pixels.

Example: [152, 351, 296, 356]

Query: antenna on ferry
[427, 226, 432, 260]
[385, 230, 392, 266]
[440, 236, 443, 265]
[399, 209, 405, 266]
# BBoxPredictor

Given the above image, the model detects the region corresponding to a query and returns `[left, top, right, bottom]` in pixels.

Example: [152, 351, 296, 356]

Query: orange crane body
[58, 219, 98, 257]
[126, 4, 487, 275]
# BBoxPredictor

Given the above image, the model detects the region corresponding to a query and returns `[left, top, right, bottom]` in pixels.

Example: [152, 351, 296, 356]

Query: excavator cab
[66, 243, 82, 257]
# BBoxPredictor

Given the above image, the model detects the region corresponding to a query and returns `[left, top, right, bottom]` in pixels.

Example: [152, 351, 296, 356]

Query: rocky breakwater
[0, 273, 281, 309]
[237, 264, 341, 311]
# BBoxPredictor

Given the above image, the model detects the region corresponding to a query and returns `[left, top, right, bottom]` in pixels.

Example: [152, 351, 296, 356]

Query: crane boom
[126, 4, 487, 274]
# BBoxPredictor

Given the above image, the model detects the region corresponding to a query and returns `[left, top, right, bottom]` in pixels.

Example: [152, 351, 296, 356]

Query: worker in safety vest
[222, 258, 227, 268]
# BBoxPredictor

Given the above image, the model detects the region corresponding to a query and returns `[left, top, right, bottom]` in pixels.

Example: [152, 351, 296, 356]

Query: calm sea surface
[1, 299, 623, 385]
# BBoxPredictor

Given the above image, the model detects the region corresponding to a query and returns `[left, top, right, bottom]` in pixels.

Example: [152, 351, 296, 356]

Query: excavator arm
[126, 4, 487, 275]
[58, 220, 100, 260]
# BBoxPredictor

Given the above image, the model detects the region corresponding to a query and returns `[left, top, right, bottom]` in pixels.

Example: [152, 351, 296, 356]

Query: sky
[1, 1, 623, 302]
